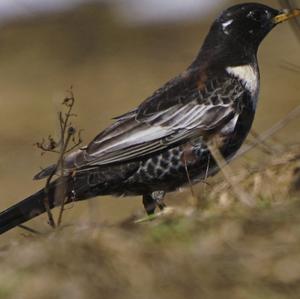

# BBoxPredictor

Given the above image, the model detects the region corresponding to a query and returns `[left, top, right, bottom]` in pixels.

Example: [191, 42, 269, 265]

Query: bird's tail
[0, 178, 71, 235]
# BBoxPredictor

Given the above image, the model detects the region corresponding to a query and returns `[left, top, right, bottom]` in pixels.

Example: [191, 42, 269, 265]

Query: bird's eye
[247, 10, 264, 22]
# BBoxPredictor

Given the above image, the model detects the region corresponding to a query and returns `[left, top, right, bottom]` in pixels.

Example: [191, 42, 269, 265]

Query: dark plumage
[1, 3, 299, 234]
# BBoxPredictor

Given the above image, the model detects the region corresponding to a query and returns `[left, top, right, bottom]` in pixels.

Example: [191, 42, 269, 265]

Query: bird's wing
[73, 72, 245, 167]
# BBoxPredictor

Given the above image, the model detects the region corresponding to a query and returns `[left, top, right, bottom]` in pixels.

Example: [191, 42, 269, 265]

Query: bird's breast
[225, 64, 259, 99]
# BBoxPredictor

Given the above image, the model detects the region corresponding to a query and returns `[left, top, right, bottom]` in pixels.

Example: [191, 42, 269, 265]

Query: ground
[1, 146, 300, 299]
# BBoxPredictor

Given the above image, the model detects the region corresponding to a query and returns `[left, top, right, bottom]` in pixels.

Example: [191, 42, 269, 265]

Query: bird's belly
[125, 141, 217, 193]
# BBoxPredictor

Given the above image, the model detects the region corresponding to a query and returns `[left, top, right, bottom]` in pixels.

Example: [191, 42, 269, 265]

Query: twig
[35, 87, 82, 229]
[57, 129, 74, 226]
[183, 157, 198, 208]
[281, 61, 300, 73]
[56, 90, 78, 227]
[209, 105, 300, 205]
[208, 139, 254, 207]
[18, 224, 42, 235]
[278, 0, 300, 43]
[44, 169, 57, 228]
[249, 130, 275, 155]
[235, 104, 300, 160]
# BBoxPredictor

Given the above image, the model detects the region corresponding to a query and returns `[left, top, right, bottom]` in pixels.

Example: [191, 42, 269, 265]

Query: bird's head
[198, 3, 300, 66]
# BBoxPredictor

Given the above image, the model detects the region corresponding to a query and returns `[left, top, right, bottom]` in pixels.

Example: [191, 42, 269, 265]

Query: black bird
[0, 3, 299, 234]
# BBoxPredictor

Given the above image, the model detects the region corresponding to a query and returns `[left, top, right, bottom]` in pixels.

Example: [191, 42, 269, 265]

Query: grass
[0, 145, 299, 299]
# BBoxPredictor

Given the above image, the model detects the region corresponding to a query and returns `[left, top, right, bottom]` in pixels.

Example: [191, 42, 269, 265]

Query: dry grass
[0, 146, 300, 299]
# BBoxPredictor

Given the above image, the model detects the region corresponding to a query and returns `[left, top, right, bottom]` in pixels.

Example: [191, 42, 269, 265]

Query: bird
[0, 3, 299, 235]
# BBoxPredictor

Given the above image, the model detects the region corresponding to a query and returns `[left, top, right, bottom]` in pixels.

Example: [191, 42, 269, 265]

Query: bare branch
[278, 0, 300, 43]
[236, 105, 300, 160]
[35, 87, 83, 229]
[57, 128, 76, 226]
[18, 224, 42, 235]
[208, 139, 255, 207]
[183, 156, 198, 208]
[44, 169, 57, 229]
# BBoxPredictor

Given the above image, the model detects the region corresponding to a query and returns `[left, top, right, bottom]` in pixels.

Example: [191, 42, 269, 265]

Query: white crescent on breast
[226, 64, 259, 97]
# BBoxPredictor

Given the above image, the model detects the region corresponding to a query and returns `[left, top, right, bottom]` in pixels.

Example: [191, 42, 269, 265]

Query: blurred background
[0, 0, 299, 236]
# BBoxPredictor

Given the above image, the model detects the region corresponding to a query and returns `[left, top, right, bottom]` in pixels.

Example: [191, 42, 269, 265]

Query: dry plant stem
[134, 207, 176, 223]
[279, 0, 300, 43]
[44, 170, 57, 228]
[183, 158, 198, 208]
[57, 131, 74, 226]
[56, 93, 76, 227]
[281, 61, 300, 73]
[236, 105, 300, 160]
[208, 140, 254, 207]
[40, 90, 81, 229]
[18, 224, 42, 235]
[250, 130, 274, 155]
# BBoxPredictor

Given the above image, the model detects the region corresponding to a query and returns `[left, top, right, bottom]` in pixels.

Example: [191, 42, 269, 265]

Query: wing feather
[70, 74, 245, 167]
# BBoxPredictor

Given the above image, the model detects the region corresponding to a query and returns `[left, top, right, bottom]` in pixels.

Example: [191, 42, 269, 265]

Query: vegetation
[0, 140, 299, 299]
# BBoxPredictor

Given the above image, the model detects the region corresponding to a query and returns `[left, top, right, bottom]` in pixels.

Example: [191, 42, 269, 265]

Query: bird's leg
[142, 191, 166, 215]
[142, 194, 156, 215]
[152, 191, 166, 211]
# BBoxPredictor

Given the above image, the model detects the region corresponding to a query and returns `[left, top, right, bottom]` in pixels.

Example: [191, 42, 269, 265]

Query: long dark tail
[0, 178, 71, 235]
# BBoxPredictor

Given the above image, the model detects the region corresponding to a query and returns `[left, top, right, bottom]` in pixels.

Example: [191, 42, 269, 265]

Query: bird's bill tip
[273, 8, 300, 24]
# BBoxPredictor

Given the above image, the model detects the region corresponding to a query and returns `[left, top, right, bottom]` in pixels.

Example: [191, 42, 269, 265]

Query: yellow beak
[273, 9, 300, 24]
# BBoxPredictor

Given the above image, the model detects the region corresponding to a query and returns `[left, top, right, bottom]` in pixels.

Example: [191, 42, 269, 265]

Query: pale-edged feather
[74, 76, 244, 167]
